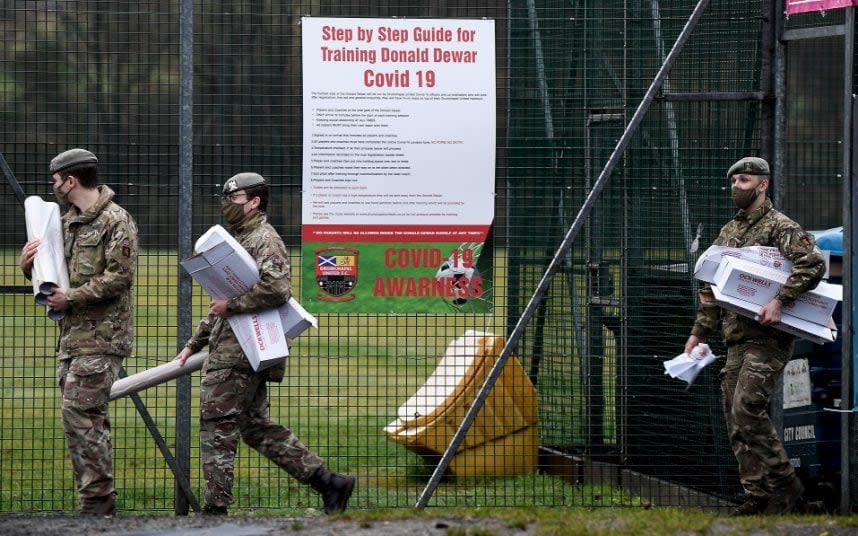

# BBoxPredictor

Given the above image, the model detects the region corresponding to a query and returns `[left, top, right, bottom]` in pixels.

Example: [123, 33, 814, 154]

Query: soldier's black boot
[80, 492, 116, 517]
[202, 504, 229, 516]
[308, 466, 356, 515]
[730, 494, 768, 516]
[764, 477, 804, 515]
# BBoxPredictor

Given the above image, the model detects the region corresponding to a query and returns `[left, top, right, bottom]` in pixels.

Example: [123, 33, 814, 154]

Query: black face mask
[221, 198, 248, 224]
[53, 178, 71, 208]
[731, 185, 760, 210]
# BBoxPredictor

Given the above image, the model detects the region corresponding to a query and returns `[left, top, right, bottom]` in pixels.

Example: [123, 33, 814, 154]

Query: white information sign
[301, 17, 496, 313]
[783, 358, 813, 409]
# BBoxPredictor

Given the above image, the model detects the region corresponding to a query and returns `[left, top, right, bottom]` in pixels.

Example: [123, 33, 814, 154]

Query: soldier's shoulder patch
[122, 239, 131, 257]
[271, 255, 287, 272]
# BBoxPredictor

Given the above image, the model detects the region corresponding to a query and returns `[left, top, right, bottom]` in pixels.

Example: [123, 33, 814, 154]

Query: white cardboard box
[711, 285, 837, 345]
[181, 225, 318, 371]
[695, 245, 829, 283]
[231, 309, 290, 370]
[713, 256, 842, 325]
[279, 298, 318, 339]
[181, 228, 259, 300]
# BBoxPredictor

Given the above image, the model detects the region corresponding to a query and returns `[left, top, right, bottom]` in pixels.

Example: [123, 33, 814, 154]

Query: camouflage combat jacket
[59, 185, 138, 360]
[691, 198, 825, 346]
[186, 212, 290, 381]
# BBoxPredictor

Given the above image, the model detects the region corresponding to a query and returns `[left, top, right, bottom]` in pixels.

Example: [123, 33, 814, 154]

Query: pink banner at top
[786, 0, 858, 15]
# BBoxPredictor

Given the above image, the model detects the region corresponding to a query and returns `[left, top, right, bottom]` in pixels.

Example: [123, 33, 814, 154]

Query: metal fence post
[176, 0, 194, 516]
[842, 8, 855, 516]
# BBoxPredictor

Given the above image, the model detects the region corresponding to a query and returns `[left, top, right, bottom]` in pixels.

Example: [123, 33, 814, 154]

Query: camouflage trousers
[199, 367, 324, 509]
[57, 355, 123, 502]
[720, 341, 796, 497]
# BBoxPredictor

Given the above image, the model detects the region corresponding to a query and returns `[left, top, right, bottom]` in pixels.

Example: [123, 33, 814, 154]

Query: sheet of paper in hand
[663, 343, 718, 385]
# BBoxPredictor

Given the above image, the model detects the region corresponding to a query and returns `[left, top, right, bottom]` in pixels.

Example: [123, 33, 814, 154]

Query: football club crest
[315, 247, 359, 302]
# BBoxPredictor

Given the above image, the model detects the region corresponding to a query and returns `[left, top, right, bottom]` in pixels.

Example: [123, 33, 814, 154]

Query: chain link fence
[0, 0, 851, 514]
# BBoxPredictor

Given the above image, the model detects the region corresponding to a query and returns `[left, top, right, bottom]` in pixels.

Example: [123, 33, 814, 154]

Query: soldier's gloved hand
[175, 347, 194, 366]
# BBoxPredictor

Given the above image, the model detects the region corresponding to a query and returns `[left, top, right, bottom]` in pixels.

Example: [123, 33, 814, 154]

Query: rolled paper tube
[39, 281, 58, 294]
[110, 351, 208, 401]
[36, 283, 65, 319]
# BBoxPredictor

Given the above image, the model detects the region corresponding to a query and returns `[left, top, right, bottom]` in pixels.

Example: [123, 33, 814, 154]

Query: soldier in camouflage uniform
[175, 172, 355, 516]
[19, 148, 138, 517]
[684, 157, 825, 516]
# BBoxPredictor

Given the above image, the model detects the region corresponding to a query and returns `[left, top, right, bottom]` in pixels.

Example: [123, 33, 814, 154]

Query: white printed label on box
[711, 285, 837, 345]
[782, 281, 841, 322]
[231, 309, 289, 371]
[695, 245, 829, 283]
[713, 256, 841, 326]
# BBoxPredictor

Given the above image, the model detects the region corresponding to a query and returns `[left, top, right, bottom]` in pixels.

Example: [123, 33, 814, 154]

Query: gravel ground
[2, 512, 858, 536]
[0, 513, 533, 536]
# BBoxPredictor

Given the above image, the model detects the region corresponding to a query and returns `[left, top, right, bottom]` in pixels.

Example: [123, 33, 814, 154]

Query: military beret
[726, 157, 770, 179]
[223, 172, 266, 195]
[49, 148, 98, 174]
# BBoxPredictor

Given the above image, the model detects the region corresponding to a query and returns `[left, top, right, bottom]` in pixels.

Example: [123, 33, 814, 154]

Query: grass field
[0, 246, 628, 514]
[3, 248, 857, 530]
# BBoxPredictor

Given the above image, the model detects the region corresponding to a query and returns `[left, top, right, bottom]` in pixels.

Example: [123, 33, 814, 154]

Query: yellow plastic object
[384, 330, 538, 476]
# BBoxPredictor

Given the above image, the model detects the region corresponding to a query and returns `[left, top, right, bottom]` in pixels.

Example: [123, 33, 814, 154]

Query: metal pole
[841, 7, 855, 515]
[414, 0, 712, 508]
[650, 0, 693, 258]
[762, 9, 786, 478]
[176, 0, 194, 516]
[526, 0, 554, 144]
[524, 0, 557, 387]
[0, 152, 26, 206]
[842, 92, 856, 511]
[773, 0, 787, 209]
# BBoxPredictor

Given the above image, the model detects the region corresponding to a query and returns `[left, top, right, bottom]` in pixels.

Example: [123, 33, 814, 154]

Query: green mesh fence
[0, 0, 850, 514]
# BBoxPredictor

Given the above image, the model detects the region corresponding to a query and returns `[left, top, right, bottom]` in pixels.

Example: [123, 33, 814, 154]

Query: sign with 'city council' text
[301, 17, 496, 314]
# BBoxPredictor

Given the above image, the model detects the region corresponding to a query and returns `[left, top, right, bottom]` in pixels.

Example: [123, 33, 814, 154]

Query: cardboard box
[279, 298, 318, 339]
[181, 225, 295, 371]
[231, 309, 290, 371]
[181, 227, 259, 300]
[695, 245, 829, 283]
[782, 282, 842, 323]
[711, 285, 837, 345]
[713, 256, 842, 325]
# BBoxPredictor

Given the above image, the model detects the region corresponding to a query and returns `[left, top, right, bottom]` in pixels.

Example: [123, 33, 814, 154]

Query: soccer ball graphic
[434, 242, 489, 311]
